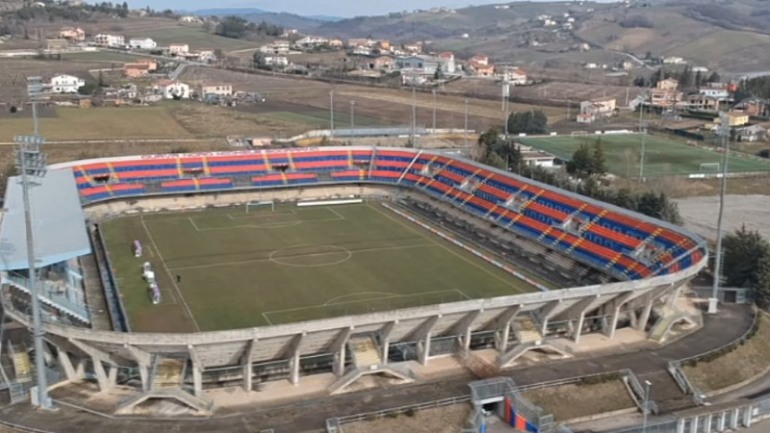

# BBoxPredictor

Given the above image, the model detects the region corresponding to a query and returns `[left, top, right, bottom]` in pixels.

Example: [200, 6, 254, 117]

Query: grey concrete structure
[0, 147, 709, 410]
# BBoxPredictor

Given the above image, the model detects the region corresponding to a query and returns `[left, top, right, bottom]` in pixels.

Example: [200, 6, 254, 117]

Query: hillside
[194, 8, 327, 31]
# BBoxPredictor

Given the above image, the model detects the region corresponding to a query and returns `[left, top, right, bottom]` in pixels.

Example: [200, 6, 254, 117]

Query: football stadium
[0, 146, 708, 413]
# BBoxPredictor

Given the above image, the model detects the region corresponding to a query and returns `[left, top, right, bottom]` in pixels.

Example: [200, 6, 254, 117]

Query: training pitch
[518, 134, 770, 177]
[101, 202, 543, 333]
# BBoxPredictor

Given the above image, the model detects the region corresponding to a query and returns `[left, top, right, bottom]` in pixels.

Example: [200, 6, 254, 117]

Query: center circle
[269, 245, 352, 267]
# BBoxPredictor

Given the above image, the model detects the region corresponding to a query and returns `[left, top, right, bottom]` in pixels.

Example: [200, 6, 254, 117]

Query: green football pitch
[518, 134, 770, 177]
[101, 202, 546, 333]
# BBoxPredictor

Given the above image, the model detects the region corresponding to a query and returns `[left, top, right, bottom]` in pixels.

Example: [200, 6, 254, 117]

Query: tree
[507, 110, 548, 135]
[591, 139, 606, 177]
[216, 16, 248, 39]
[566, 143, 593, 179]
[722, 226, 770, 307]
[636, 192, 682, 224]
[434, 65, 444, 81]
[706, 71, 721, 84]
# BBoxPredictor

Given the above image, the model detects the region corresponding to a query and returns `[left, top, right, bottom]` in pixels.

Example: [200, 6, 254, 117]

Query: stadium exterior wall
[2, 148, 709, 401]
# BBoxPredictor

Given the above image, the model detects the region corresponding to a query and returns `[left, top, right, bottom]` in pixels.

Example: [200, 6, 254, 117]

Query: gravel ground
[675, 194, 770, 241]
[342, 404, 472, 433]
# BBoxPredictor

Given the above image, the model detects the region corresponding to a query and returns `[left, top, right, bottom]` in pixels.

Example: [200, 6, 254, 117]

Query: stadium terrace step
[349, 336, 381, 368]
[152, 358, 186, 390]
[514, 316, 543, 344]
[649, 306, 699, 343]
[10, 347, 32, 383]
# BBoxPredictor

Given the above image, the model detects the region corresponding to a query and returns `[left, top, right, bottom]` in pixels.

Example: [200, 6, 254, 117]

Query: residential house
[396, 55, 440, 74]
[468, 61, 494, 77]
[348, 38, 375, 48]
[178, 15, 201, 23]
[687, 94, 722, 112]
[733, 98, 769, 117]
[469, 54, 489, 66]
[94, 33, 124, 47]
[500, 67, 527, 85]
[198, 49, 217, 63]
[169, 44, 189, 56]
[437, 52, 456, 74]
[328, 39, 344, 48]
[663, 56, 685, 64]
[378, 40, 391, 51]
[734, 125, 766, 142]
[620, 61, 634, 70]
[295, 36, 329, 47]
[657, 78, 679, 91]
[402, 42, 423, 54]
[157, 80, 191, 99]
[58, 27, 85, 42]
[352, 46, 372, 56]
[123, 59, 157, 78]
[715, 112, 750, 127]
[50, 74, 85, 93]
[200, 84, 232, 97]
[577, 98, 616, 123]
[649, 89, 683, 109]
[368, 55, 395, 70]
[699, 87, 730, 99]
[584, 63, 598, 69]
[129, 37, 157, 50]
[262, 56, 289, 67]
[260, 40, 290, 55]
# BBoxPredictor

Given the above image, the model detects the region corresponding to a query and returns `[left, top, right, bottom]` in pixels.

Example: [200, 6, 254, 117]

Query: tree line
[723, 227, 770, 308]
[633, 65, 721, 90]
[211, 16, 283, 40]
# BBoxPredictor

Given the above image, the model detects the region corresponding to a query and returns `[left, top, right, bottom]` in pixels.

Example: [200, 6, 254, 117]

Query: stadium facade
[0, 146, 707, 412]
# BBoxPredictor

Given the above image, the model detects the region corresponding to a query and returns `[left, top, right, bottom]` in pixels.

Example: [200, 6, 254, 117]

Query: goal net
[698, 162, 720, 173]
[245, 200, 275, 213]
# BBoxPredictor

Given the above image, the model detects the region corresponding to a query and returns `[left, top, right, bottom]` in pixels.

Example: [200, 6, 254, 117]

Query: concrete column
[462, 324, 473, 351]
[290, 351, 301, 385]
[381, 339, 390, 365]
[419, 333, 432, 365]
[730, 408, 740, 429]
[539, 300, 560, 336]
[629, 310, 639, 330]
[192, 366, 203, 397]
[717, 411, 726, 431]
[637, 301, 654, 332]
[380, 321, 396, 365]
[676, 417, 686, 433]
[242, 360, 252, 392]
[58, 350, 80, 381]
[91, 357, 110, 391]
[125, 345, 152, 392]
[574, 311, 587, 344]
[742, 406, 752, 427]
[667, 283, 683, 308]
[704, 414, 712, 433]
[689, 415, 699, 433]
[333, 344, 346, 377]
[499, 323, 511, 353]
[606, 304, 622, 339]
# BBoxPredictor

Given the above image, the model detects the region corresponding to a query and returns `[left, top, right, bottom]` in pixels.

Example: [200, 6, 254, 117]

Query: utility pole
[464, 98, 469, 148]
[709, 111, 732, 314]
[411, 75, 417, 148]
[16, 76, 52, 409]
[638, 102, 647, 182]
[432, 88, 437, 131]
[642, 380, 652, 433]
[329, 90, 335, 139]
[350, 100, 355, 129]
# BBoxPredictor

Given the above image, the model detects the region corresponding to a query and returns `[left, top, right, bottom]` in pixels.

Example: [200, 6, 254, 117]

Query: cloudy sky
[142, 0, 536, 17]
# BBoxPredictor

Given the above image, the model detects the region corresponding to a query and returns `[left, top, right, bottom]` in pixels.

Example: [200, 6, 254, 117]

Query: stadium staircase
[9, 345, 32, 383]
[349, 336, 381, 368]
[327, 363, 415, 395]
[150, 357, 186, 390]
[456, 349, 499, 379]
[637, 369, 695, 414]
[116, 388, 214, 416]
[648, 306, 700, 343]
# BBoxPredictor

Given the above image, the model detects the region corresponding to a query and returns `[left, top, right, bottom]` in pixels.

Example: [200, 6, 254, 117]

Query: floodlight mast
[15, 79, 52, 409]
[708, 111, 731, 314]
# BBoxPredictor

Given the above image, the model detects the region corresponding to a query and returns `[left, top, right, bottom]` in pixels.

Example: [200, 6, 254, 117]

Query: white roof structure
[0, 169, 91, 270]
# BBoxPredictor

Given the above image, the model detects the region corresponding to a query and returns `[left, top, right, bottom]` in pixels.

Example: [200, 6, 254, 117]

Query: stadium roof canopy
[0, 169, 91, 271]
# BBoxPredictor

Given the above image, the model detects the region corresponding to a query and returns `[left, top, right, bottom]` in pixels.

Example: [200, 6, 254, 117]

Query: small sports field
[101, 202, 544, 333]
[518, 134, 770, 177]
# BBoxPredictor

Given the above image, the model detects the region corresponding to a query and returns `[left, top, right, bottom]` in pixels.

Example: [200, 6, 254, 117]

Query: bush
[620, 15, 655, 28]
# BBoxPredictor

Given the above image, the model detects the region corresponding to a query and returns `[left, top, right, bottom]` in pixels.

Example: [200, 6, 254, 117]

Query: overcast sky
[141, 0, 541, 17]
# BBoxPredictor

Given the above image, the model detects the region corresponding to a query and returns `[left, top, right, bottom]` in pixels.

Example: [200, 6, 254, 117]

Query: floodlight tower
[14, 76, 52, 409]
[708, 111, 731, 314]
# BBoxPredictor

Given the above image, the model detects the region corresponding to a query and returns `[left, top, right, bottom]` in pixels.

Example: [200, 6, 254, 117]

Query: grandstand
[0, 146, 707, 412]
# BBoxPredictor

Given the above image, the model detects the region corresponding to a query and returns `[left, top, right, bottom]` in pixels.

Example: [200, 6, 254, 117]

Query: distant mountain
[193, 8, 268, 16]
[307, 15, 344, 23]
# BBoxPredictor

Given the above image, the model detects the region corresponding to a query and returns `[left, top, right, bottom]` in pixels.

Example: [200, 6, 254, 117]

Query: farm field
[135, 26, 264, 51]
[101, 202, 542, 333]
[518, 134, 770, 177]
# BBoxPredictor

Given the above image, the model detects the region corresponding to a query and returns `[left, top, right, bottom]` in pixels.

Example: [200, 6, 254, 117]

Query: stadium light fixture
[708, 111, 731, 314]
[12, 75, 53, 409]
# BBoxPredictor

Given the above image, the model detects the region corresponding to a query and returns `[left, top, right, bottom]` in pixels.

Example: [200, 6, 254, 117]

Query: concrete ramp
[649, 306, 700, 343]
[498, 341, 571, 368]
[152, 358, 185, 390]
[116, 388, 214, 416]
[328, 364, 415, 395]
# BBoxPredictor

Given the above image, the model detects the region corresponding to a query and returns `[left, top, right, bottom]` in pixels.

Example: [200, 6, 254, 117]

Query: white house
[129, 38, 157, 50]
[200, 84, 232, 96]
[50, 74, 85, 93]
[94, 33, 124, 47]
[158, 81, 191, 99]
[263, 56, 288, 66]
[168, 44, 190, 56]
[699, 88, 730, 99]
[295, 36, 329, 47]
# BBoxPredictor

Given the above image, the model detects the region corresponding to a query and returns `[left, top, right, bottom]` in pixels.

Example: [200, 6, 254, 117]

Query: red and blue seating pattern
[69, 147, 705, 281]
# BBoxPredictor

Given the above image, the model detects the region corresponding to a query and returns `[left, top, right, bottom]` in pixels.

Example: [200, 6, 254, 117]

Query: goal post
[698, 162, 720, 173]
[570, 131, 589, 137]
[245, 200, 275, 213]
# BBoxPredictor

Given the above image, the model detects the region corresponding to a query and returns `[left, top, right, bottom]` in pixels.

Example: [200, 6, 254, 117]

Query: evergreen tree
[591, 138, 606, 176]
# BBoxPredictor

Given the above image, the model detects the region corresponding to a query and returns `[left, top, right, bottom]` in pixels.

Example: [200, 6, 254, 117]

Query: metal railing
[3, 274, 90, 323]
[327, 395, 470, 430]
